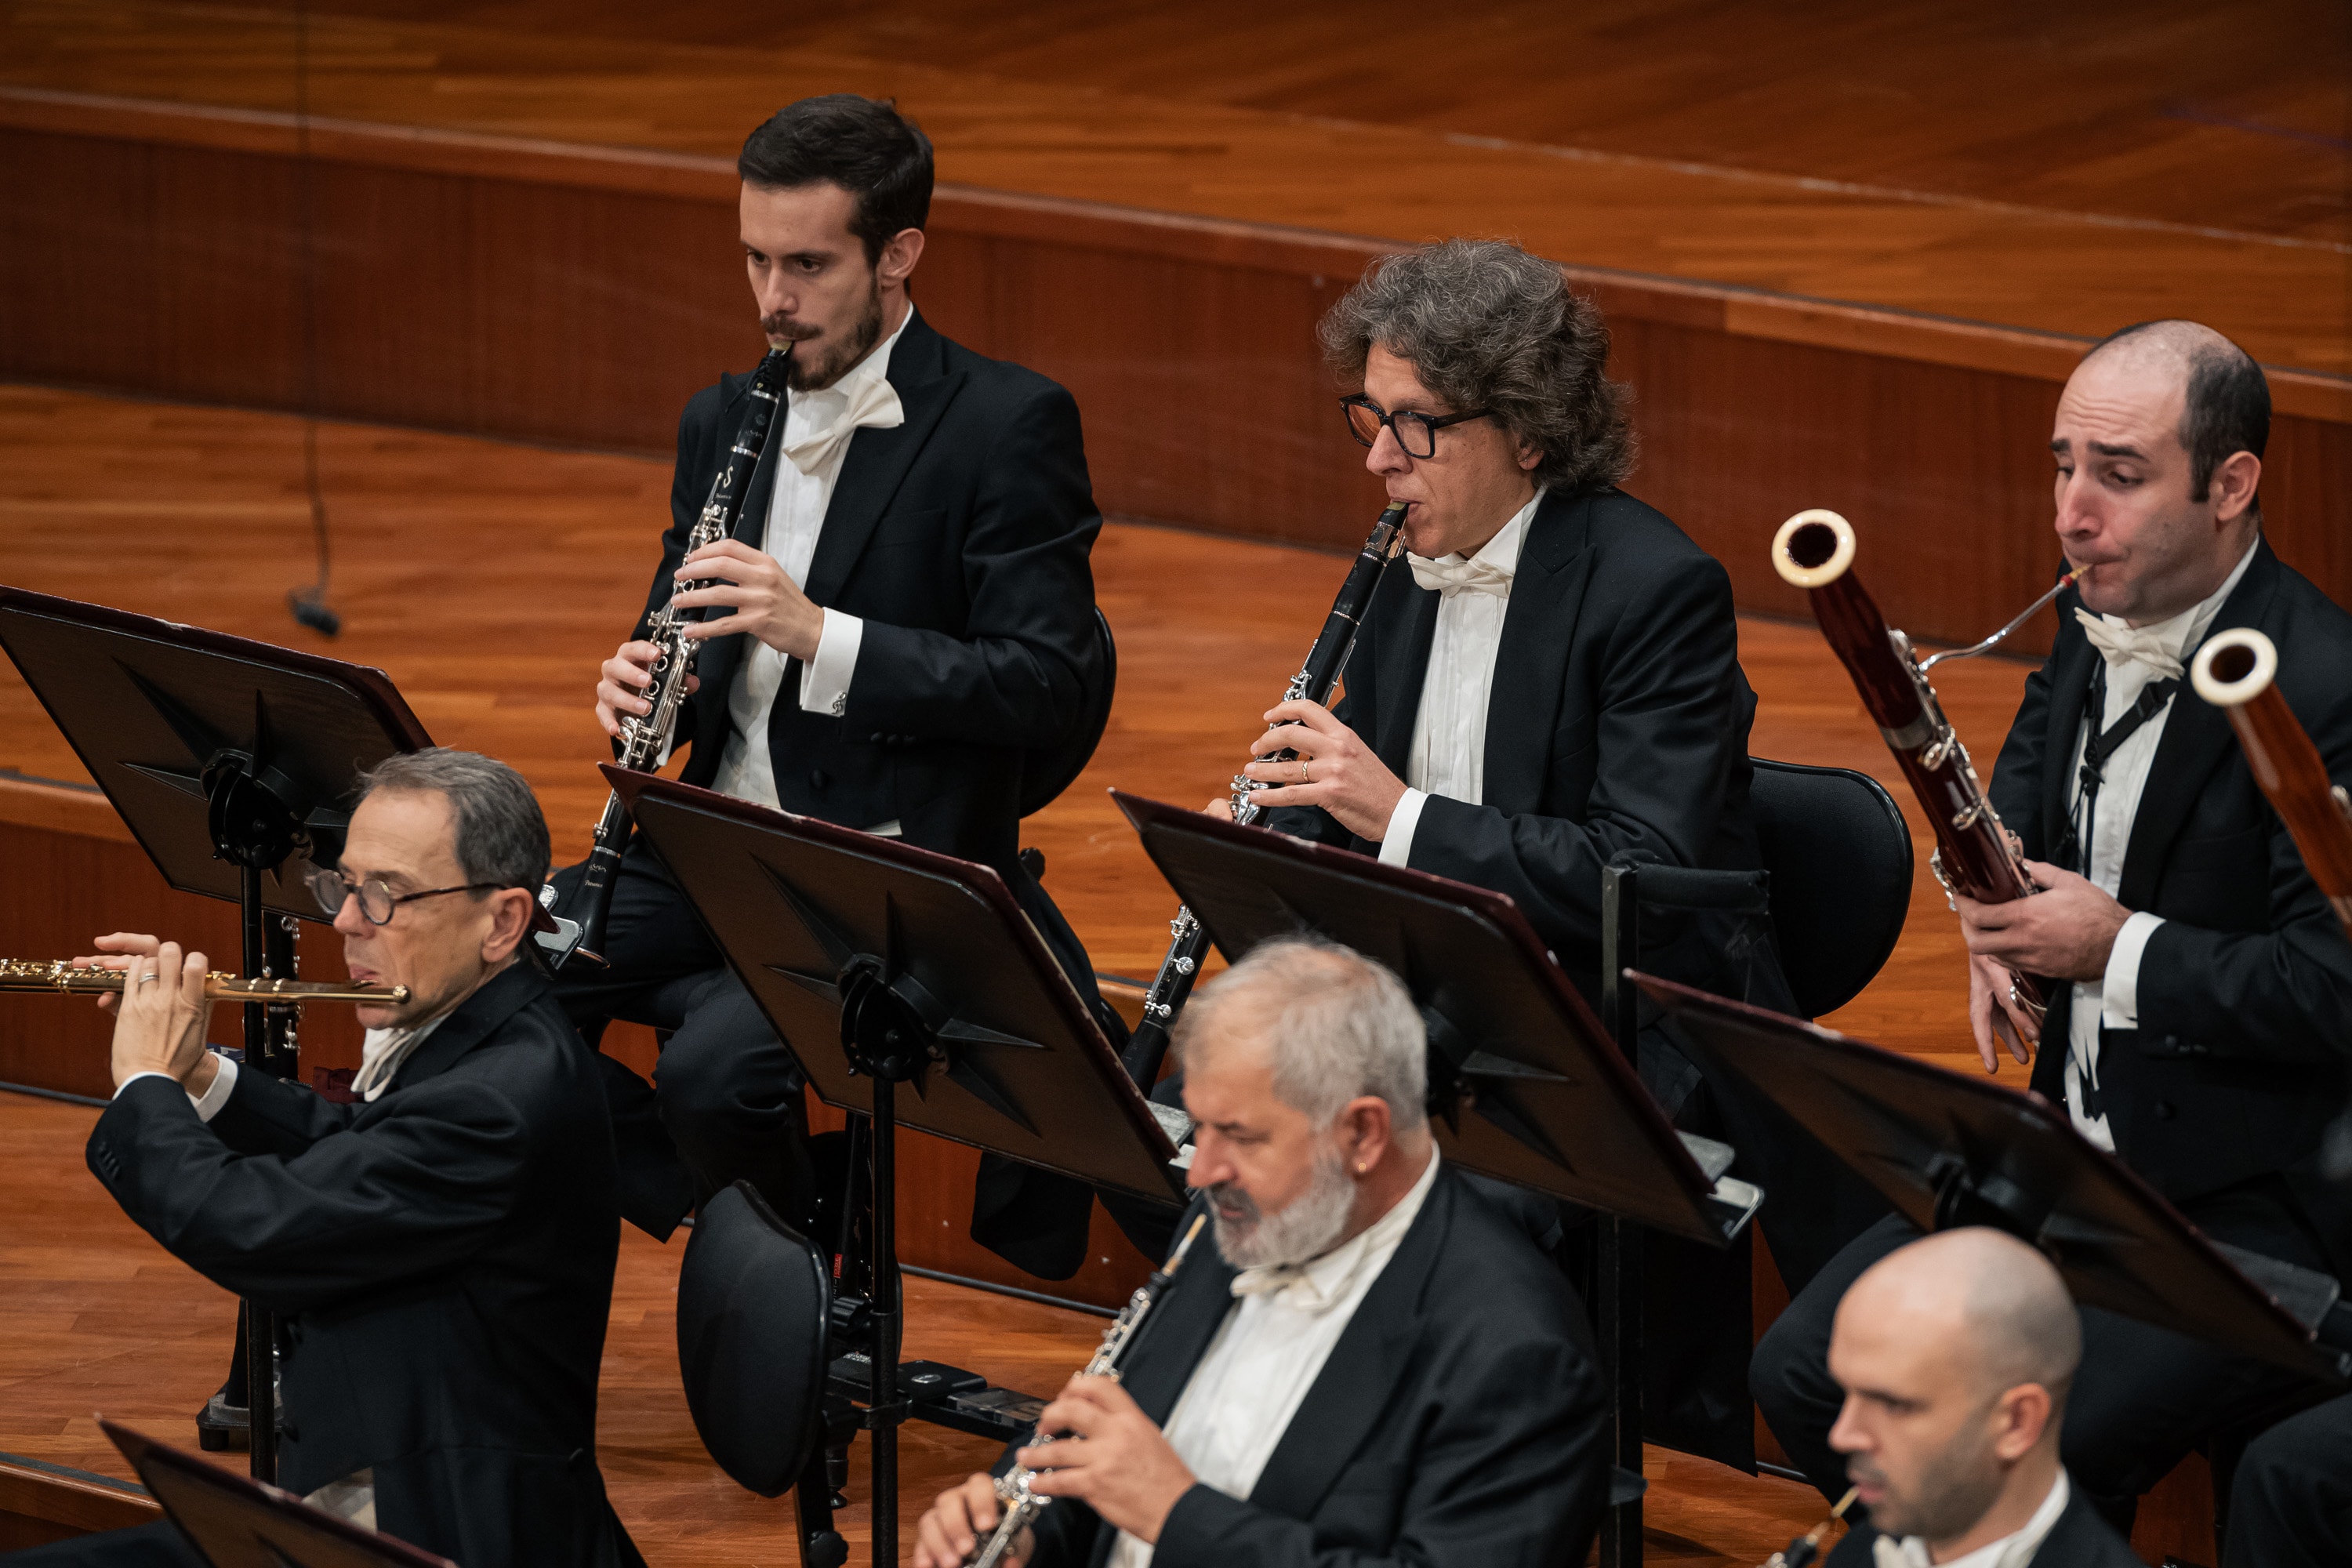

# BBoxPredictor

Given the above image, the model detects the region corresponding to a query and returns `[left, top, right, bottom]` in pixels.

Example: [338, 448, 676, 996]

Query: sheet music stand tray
[608, 768, 1185, 1568]
[0, 588, 437, 1484]
[102, 1418, 456, 1568]
[1635, 973, 2352, 1384]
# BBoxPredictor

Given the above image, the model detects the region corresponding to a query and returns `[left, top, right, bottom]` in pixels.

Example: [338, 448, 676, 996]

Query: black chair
[676, 1181, 851, 1568]
[1019, 607, 1118, 818]
[1747, 757, 1913, 1020]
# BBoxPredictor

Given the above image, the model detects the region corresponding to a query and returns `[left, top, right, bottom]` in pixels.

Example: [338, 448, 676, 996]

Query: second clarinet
[563, 347, 790, 967]
[1121, 500, 1410, 1087]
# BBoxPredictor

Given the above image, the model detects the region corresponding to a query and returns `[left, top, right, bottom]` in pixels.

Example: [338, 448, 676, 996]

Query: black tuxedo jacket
[1261, 485, 1785, 1023]
[1824, 1480, 2140, 1566]
[642, 309, 1105, 877]
[85, 965, 640, 1568]
[1024, 1167, 1610, 1568]
[1989, 539, 2352, 1242]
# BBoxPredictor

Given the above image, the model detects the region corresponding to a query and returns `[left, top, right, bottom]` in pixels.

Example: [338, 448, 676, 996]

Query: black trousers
[1751, 1180, 2332, 1530]
[2226, 1392, 2352, 1567]
[548, 835, 1117, 1277]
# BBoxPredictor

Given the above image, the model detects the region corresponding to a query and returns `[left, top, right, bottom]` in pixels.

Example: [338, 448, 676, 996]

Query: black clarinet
[564, 348, 789, 967]
[1120, 500, 1409, 1086]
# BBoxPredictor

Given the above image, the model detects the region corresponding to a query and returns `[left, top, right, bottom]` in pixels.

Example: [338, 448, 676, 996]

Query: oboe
[1771, 510, 2074, 1027]
[1760, 1486, 1858, 1567]
[1120, 500, 1410, 1087]
[970, 1214, 1209, 1568]
[564, 347, 789, 967]
[1, 959, 409, 1006]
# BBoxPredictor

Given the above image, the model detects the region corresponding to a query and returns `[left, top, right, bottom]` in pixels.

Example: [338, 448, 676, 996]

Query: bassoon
[563, 347, 789, 967]
[1771, 510, 2075, 1029]
[2190, 628, 2352, 940]
[1120, 500, 1409, 1087]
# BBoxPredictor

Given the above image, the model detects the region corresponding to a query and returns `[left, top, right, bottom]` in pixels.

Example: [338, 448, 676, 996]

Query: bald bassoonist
[1771, 510, 2078, 1026]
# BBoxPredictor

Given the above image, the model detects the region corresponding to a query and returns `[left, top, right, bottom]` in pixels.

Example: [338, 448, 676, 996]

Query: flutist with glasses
[26, 750, 644, 1568]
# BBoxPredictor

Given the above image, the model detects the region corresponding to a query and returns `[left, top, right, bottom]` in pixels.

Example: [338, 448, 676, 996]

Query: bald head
[1848, 1229, 2080, 1403]
[2079, 318, 2270, 506]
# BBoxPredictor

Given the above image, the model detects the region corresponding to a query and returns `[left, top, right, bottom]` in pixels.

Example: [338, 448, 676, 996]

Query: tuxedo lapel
[803, 313, 967, 608]
[1120, 1210, 1240, 1426]
[1484, 492, 1595, 810]
[2114, 546, 2281, 910]
[2041, 605, 2097, 856]
[1244, 1175, 1452, 1518]
[386, 964, 545, 1093]
[1370, 579, 1440, 775]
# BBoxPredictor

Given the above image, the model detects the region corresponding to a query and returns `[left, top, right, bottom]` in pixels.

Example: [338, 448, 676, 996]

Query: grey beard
[1210, 1146, 1357, 1270]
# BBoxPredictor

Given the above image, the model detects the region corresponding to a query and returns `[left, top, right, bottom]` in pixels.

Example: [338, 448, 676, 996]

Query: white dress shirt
[1872, 1467, 2070, 1568]
[2061, 539, 2257, 1149]
[1377, 490, 1542, 867]
[1105, 1148, 1443, 1568]
[708, 308, 912, 818]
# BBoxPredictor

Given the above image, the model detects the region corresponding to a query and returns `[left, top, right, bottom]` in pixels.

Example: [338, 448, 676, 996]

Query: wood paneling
[0, 1457, 160, 1551]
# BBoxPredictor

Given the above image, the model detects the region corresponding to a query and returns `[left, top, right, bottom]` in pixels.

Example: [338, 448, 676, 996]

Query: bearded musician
[1752, 321, 2352, 1534]
[913, 939, 1609, 1568]
[544, 94, 1117, 1276]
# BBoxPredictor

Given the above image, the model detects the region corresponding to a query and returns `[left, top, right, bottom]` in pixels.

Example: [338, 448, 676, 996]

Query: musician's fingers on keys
[670, 538, 824, 659]
[77, 931, 162, 1013]
[1966, 953, 2036, 1071]
[1956, 866, 2129, 983]
[1018, 1375, 1196, 1535]
[912, 1472, 1011, 1568]
[108, 942, 211, 1084]
[594, 641, 692, 734]
[1243, 698, 1408, 838]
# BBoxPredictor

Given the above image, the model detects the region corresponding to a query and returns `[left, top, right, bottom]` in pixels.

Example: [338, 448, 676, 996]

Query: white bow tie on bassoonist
[1407, 552, 1514, 600]
[1871, 1537, 1929, 1568]
[2074, 608, 2186, 680]
[779, 373, 905, 475]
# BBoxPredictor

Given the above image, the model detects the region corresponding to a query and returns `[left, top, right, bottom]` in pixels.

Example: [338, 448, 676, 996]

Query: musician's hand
[671, 539, 825, 662]
[1240, 699, 1406, 841]
[1958, 862, 2129, 984]
[1965, 952, 2036, 1073]
[595, 641, 695, 739]
[1019, 1374, 1195, 1544]
[913, 1472, 1027, 1568]
[76, 932, 158, 1017]
[107, 943, 218, 1094]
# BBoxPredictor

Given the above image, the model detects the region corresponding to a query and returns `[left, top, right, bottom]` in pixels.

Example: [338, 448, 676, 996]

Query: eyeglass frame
[304, 865, 508, 927]
[1339, 394, 1495, 459]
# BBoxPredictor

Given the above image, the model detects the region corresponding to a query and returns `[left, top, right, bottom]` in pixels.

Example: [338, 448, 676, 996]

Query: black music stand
[1635, 974, 2352, 1383]
[102, 1418, 456, 1568]
[1112, 791, 1763, 1567]
[0, 587, 434, 1483]
[608, 768, 1185, 1568]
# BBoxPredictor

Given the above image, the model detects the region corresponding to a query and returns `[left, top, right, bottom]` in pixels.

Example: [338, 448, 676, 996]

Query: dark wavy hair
[1318, 239, 1636, 494]
[739, 95, 934, 265]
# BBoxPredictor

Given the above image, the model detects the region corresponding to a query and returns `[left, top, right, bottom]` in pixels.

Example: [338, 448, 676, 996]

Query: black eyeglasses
[305, 866, 502, 927]
[1341, 395, 1494, 459]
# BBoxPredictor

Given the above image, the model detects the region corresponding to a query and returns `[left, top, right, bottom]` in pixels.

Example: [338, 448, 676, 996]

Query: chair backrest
[675, 1181, 833, 1497]
[1748, 758, 1913, 1020]
[1020, 608, 1117, 818]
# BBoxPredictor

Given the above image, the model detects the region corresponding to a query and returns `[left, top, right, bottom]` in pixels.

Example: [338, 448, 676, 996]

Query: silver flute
[970, 1214, 1210, 1567]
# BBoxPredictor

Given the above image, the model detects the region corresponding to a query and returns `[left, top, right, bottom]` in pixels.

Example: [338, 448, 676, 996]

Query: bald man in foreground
[1755, 319, 2352, 1528]
[1823, 1230, 2136, 1566]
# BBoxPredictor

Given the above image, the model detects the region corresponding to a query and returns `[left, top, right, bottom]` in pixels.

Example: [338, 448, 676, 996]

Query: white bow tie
[2074, 608, 2185, 680]
[1229, 1262, 1338, 1312]
[1408, 552, 1514, 600]
[779, 373, 904, 475]
[1871, 1537, 1928, 1568]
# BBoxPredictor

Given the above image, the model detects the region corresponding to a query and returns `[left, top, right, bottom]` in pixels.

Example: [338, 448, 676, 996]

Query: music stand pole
[868, 1072, 902, 1568]
[237, 864, 279, 1486]
[1595, 863, 1644, 1568]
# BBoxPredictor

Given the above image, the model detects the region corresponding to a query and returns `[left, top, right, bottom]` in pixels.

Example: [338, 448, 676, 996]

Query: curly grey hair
[1319, 238, 1636, 495]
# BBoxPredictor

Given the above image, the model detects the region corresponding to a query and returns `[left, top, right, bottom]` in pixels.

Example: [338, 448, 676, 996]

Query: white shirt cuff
[2100, 911, 2165, 1030]
[1377, 789, 1428, 868]
[797, 608, 863, 718]
[115, 1053, 238, 1122]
